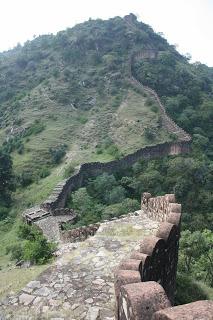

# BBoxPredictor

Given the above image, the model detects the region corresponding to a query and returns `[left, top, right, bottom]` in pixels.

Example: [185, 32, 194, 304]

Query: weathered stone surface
[34, 286, 51, 297]
[19, 293, 35, 306]
[86, 306, 100, 320]
[0, 210, 158, 319]
[152, 300, 213, 320]
[119, 282, 170, 320]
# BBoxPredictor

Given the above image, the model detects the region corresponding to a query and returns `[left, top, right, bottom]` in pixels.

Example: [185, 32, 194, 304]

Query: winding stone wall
[40, 47, 191, 214]
[25, 45, 191, 244]
[41, 141, 190, 213]
[130, 50, 191, 142]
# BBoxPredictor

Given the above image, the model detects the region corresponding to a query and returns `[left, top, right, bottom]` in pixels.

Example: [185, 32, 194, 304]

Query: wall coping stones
[152, 300, 213, 320]
[114, 190, 213, 319]
[119, 282, 171, 320]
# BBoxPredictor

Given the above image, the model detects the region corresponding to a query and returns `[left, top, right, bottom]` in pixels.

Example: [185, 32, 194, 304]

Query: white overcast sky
[0, 0, 212, 66]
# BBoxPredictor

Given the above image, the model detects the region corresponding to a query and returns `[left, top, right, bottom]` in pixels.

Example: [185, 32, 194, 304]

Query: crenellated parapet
[114, 193, 180, 310]
[114, 191, 213, 319]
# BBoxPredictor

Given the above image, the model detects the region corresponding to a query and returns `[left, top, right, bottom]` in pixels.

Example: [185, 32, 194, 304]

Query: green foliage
[105, 186, 126, 205]
[175, 273, 208, 305]
[6, 224, 56, 264]
[0, 14, 212, 301]
[66, 173, 140, 227]
[76, 115, 88, 124]
[24, 119, 45, 137]
[6, 243, 23, 261]
[0, 149, 15, 218]
[23, 236, 55, 264]
[38, 166, 50, 179]
[49, 144, 67, 164]
[96, 139, 122, 159]
[2, 136, 24, 154]
[18, 170, 34, 187]
[68, 188, 104, 225]
[63, 164, 75, 178]
[87, 173, 117, 204]
[17, 143, 24, 154]
[179, 229, 213, 286]
[107, 144, 122, 159]
[144, 127, 156, 141]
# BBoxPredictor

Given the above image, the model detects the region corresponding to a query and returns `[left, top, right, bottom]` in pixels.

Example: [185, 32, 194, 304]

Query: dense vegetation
[6, 224, 56, 264]
[0, 14, 212, 303]
[0, 149, 15, 219]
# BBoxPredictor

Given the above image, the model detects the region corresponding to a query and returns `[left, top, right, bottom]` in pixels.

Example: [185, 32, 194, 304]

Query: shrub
[64, 164, 75, 178]
[150, 104, 158, 113]
[23, 235, 56, 264]
[49, 144, 67, 164]
[14, 224, 56, 264]
[102, 198, 139, 220]
[105, 186, 126, 205]
[17, 144, 24, 154]
[175, 273, 208, 305]
[107, 144, 122, 159]
[0, 206, 10, 220]
[145, 97, 155, 106]
[121, 198, 140, 212]
[144, 127, 156, 141]
[24, 119, 45, 137]
[6, 243, 23, 261]
[18, 171, 34, 187]
[38, 167, 50, 179]
[76, 115, 88, 124]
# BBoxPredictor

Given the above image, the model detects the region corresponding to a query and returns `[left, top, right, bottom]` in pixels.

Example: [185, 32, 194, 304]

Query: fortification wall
[130, 50, 191, 142]
[60, 223, 100, 243]
[40, 46, 191, 213]
[39, 47, 191, 214]
[41, 141, 190, 212]
[114, 192, 213, 319]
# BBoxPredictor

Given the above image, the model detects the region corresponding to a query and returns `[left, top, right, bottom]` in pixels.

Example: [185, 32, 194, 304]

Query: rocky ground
[0, 210, 159, 320]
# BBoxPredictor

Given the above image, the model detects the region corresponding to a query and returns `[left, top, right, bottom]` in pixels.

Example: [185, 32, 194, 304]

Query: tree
[87, 173, 117, 203]
[179, 229, 213, 287]
[105, 186, 126, 205]
[0, 149, 15, 218]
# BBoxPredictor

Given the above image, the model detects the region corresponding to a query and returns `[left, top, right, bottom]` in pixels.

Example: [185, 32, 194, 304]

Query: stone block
[119, 282, 170, 320]
[152, 300, 213, 320]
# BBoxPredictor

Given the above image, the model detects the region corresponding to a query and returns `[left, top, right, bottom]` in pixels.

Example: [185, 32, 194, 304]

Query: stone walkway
[0, 211, 159, 320]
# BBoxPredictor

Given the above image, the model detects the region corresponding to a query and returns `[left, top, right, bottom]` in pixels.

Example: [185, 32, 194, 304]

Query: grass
[0, 86, 170, 277]
[110, 90, 171, 154]
[3, 88, 171, 175]
[99, 223, 156, 239]
[197, 281, 213, 300]
[0, 265, 49, 298]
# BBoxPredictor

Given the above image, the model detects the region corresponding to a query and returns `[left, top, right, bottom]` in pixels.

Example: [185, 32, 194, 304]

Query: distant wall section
[41, 140, 190, 212]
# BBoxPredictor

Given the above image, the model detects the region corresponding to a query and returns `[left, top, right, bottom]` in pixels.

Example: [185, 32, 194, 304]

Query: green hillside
[0, 14, 212, 297]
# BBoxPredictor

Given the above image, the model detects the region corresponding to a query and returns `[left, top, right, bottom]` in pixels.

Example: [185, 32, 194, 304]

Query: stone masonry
[0, 210, 159, 319]
[22, 45, 191, 241]
[114, 191, 213, 319]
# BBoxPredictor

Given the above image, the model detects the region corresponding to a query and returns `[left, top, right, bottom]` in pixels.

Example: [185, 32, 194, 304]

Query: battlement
[114, 193, 213, 319]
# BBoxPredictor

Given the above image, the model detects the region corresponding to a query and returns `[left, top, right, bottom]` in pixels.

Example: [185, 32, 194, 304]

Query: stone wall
[130, 50, 191, 142]
[41, 140, 190, 213]
[60, 223, 100, 242]
[40, 47, 191, 214]
[114, 192, 213, 319]
[117, 283, 213, 319]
